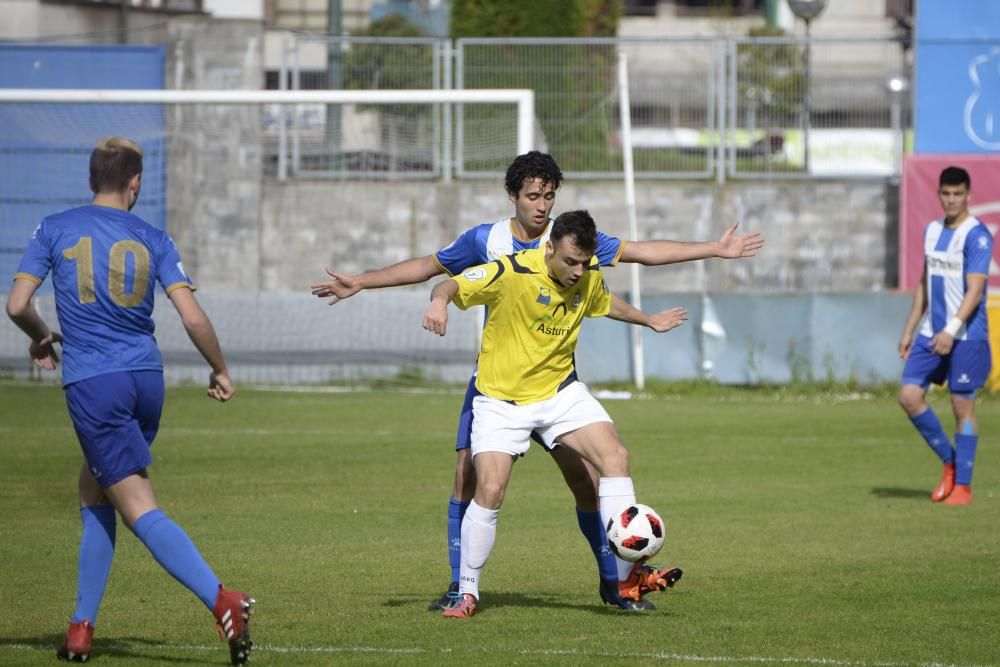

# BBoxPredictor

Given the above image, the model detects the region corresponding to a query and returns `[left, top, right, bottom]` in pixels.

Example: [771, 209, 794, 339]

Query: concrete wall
[252, 179, 896, 296]
[165, 16, 266, 290]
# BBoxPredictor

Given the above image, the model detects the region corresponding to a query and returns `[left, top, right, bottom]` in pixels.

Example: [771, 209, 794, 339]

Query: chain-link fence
[275, 35, 909, 182]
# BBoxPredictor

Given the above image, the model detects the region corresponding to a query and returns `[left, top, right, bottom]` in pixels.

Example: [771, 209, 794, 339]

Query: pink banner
[900, 155, 1000, 290]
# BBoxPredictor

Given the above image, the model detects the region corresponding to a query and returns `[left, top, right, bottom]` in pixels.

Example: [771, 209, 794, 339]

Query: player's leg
[899, 337, 955, 499]
[538, 383, 681, 608]
[429, 377, 478, 611]
[59, 374, 148, 663]
[943, 340, 991, 505]
[445, 394, 529, 618]
[58, 464, 115, 663]
[548, 446, 620, 585]
[86, 371, 252, 664]
[944, 393, 977, 505]
[445, 450, 515, 618]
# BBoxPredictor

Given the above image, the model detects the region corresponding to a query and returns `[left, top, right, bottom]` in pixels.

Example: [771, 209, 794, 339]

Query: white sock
[599, 476, 637, 581]
[459, 500, 499, 600]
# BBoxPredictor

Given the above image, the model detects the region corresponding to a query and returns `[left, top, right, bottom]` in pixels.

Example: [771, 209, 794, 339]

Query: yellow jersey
[450, 247, 611, 404]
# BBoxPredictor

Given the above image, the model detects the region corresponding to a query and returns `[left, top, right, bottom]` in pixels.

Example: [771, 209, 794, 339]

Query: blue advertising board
[0, 45, 165, 288]
[915, 0, 1000, 153]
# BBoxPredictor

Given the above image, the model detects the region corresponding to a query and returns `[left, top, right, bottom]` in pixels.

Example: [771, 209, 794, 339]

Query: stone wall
[253, 179, 897, 295]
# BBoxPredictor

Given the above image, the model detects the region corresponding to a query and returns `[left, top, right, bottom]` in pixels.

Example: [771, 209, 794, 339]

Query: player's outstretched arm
[311, 255, 444, 305]
[619, 221, 764, 266]
[5, 277, 62, 370]
[422, 279, 458, 337]
[606, 294, 687, 333]
[168, 287, 234, 402]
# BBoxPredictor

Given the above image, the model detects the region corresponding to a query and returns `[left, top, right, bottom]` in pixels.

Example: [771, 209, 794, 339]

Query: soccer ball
[605, 503, 665, 562]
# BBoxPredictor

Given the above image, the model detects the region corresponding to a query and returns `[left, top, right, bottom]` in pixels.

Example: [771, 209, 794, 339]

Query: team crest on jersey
[572, 292, 581, 310]
[537, 287, 551, 305]
[463, 267, 487, 281]
[978, 235, 989, 249]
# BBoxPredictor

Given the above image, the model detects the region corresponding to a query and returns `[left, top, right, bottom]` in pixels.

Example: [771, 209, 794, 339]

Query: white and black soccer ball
[606, 503, 665, 562]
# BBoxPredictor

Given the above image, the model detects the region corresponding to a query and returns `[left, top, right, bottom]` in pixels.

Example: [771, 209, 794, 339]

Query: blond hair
[89, 136, 143, 194]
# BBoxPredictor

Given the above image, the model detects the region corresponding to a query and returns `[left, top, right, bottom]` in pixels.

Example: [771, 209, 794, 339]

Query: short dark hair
[89, 136, 143, 194]
[504, 150, 563, 196]
[550, 209, 597, 255]
[940, 166, 970, 189]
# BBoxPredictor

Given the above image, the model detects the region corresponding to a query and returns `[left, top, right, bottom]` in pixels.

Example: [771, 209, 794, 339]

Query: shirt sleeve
[13, 222, 52, 285]
[965, 226, 994, 276]
[451, 258, 506, 310]
[584, 268, 612, 318]
[435, 226, 486, 276]
[595, 231, 624, 267]
[155, 233, 197, 294]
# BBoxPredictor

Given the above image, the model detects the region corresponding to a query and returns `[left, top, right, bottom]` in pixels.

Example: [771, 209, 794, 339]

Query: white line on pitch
[0, 642, 991, 667]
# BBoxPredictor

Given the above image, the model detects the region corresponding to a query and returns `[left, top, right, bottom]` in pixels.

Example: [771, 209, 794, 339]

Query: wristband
[943, 317, 963, 337]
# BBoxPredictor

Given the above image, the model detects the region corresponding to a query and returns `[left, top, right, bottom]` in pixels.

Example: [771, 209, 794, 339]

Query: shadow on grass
[0, 635, 213, 664]
[384, 591, 674, 616]
[870, 487, 930, 500]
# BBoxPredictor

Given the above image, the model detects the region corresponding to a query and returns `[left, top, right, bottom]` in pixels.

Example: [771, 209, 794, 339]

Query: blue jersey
[14, 205, 195, 386]
[434, 217, 624, 275]
[918, 216, 993, 341]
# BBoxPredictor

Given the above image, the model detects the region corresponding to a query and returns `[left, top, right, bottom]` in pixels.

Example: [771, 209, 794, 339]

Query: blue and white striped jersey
[918, 216, 993, 341]
[434, 217, 624, 276]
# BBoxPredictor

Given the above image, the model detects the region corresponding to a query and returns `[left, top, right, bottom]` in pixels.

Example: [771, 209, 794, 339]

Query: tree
[451, 0, 621, 172]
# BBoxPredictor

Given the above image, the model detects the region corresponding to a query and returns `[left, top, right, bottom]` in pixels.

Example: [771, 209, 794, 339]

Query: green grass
[1, 382, 998, 666]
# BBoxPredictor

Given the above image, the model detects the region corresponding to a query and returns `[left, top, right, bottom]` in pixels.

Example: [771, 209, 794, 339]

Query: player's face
[545, 237, 593, 287]
[938, 183, 969, 221]
[510, 178, 557, 236]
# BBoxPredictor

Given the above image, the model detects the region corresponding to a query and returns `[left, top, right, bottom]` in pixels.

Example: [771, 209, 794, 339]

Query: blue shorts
[901, 335, 992, 397]
[455, 371, 577, 452]
[64, 370, 165, 488]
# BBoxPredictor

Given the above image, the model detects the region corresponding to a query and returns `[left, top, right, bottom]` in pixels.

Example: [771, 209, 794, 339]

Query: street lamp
[886, 74, 909, 178]
[787, 0, 828, 175]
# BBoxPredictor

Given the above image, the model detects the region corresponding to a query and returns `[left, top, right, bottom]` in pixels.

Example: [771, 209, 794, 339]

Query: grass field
[1, 381, 998, 666]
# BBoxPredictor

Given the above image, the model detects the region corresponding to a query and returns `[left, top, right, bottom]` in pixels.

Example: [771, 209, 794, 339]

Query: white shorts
[470, 381, 613, 457]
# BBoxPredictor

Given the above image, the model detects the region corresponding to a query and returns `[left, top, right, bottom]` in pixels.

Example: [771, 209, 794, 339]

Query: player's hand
[898, 333, 913, 359]
[422, 302, 449, 336]
[717, 221, 764, 259]
[930, 332, 955, 356]
[647, 307, 688, 333]
[310, 268, 362, 304]
[208, 369, 235, 402]
[29, 331, 62, 370]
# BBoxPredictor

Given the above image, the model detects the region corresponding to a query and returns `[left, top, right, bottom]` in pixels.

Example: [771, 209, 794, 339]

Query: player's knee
[598, 444, 630, 478]
[897, 386, 922, 413]
[475, 479, 507, 507]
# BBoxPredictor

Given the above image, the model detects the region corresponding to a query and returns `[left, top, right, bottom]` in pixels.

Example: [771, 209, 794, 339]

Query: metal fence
[277, 35, 909, 182]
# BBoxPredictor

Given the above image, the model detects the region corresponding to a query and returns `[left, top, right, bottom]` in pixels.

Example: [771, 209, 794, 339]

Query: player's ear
[544, 240, 553, 257]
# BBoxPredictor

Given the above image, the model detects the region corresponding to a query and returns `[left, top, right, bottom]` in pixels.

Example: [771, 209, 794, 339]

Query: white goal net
[0, 88, 533, 386]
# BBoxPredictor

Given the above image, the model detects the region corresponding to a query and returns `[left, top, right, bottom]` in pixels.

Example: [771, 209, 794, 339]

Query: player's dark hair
[550, 210, 597, 255]
[504, 150, 563, 196]
[89, 136, 143, 194]
[940, 166, 970, 189]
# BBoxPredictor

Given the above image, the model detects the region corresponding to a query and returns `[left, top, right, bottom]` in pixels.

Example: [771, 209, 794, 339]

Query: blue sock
[448, 498, 470, 584]
[909, 408, 954, 464]
[576, 509, 618, 582]
[72, 505, 117, 624]
[132, 509, 220, 610]
[954, 433, 978, 486]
